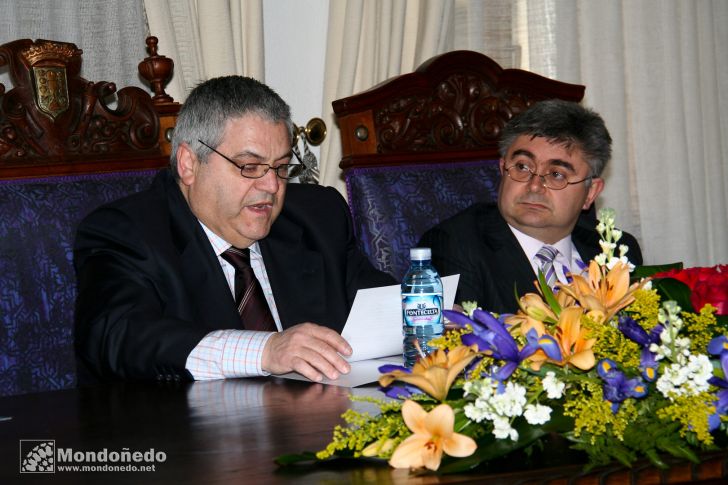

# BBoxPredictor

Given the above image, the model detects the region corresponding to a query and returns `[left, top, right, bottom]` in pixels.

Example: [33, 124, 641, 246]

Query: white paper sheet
[278, 355, 402, 388]
[277, 274, 459, 387]
[342, 274, 460, 362]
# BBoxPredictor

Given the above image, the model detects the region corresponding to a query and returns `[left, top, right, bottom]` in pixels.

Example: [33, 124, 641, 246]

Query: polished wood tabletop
[1, 378, 726, 484]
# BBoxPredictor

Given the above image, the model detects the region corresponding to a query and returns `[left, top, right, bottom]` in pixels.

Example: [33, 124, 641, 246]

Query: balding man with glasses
[74, 76, 394, 384]
[419, 99, 642, 314]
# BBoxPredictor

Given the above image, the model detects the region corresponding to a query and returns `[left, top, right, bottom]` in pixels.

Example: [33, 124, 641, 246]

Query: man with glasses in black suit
[419, 99, 642, 314]
[74, 76, 394, 384]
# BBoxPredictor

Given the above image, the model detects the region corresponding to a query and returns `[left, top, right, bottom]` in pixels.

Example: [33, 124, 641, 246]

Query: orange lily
[507, 285, 577, 334]
[557, 260, 645, 324]
[526, 306, 596, 371]
[378, 346, 478, 401]
[389, 400, 477, 470]
[506, 293, 559, 335]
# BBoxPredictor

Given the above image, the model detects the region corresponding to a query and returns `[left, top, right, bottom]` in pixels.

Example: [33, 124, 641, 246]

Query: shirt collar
[507, 224, 574, 265]
[198, 221, 261, 257]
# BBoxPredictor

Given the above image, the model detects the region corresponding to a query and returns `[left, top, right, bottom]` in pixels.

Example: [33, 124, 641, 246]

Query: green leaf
[607, 442, 637, 468]
[651, 278, 695, 312]
[537, 271, 562, 315]
[540, 406, 575, 434]
[275, 451, 320, 466]
[631, 263, 683, 280]
[437, 422, 549, 474]
[644, 449, 669, 469]
[716, 314, 728, 332]
[656, 440, 701, 464]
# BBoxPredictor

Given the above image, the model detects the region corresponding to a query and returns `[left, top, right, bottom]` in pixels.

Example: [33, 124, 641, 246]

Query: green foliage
[570, 406, 712, 471]
[631, 263, 683, 280]
[437, 420, 550, 474]
[652, 278, 695, 313]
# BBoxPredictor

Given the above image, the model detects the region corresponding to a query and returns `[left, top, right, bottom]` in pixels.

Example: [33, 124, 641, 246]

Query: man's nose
[526, 172, 547, 192]
[255, 167, 280, 192]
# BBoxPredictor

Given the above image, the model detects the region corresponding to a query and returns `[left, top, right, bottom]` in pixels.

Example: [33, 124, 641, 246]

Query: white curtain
[518, 0, 728, 268]
[318, 0, 455, 193]
[143, 0, 264, 103]
[0, 0, 149, 90]
[452, 0, 521, 68]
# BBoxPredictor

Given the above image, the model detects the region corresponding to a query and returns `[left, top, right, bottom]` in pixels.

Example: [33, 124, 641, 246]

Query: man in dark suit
[74, 76, 394, 383]
[419, 100, 642, 314]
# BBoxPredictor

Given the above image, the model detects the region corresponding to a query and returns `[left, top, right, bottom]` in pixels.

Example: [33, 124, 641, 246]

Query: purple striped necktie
[535, 245, 559, 289]
[220, 247, 277, 332]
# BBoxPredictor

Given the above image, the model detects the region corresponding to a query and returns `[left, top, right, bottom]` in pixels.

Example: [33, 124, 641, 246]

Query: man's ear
[499, 158, 506, 175]
[582, 177, 605, 210]
[176, 143, 198, 186]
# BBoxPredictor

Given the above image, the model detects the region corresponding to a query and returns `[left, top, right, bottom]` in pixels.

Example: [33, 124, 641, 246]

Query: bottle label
[402, 293, 442, 326]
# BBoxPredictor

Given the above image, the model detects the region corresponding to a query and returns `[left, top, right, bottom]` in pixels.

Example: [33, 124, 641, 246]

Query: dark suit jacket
[74, 170, 394, 382]
[418, 203, 643, 315]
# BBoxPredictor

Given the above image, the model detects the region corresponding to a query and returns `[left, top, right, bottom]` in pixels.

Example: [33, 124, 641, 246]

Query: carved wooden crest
[19, 40, 78, 119]
[0, 38, 166, 171]
[32, 67, 69, 119]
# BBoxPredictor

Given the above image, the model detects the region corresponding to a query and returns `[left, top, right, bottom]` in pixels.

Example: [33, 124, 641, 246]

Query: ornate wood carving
[334, 51, 585, 169]
[0, 37, 180, 178]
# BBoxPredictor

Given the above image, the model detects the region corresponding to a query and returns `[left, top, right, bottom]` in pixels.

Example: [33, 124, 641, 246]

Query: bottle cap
[410, 247, 431, 260]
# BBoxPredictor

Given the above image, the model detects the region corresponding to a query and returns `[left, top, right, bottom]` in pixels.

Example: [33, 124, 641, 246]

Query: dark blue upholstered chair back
[0, 37, 179, 396]
[0, 171, 158, 396]
[346, 160, 501, 280]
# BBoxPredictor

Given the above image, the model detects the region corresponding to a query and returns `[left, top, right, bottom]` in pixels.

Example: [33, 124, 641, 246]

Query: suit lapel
[480, 207, 541, 300]
[259, 212, 327, 329]
[162, 171, 242, 330]
[572, 224, 601, 264]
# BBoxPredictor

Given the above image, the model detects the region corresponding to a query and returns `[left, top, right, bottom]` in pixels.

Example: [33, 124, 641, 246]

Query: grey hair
[170, 76, 293, 176]
[497, 99, 612, 177]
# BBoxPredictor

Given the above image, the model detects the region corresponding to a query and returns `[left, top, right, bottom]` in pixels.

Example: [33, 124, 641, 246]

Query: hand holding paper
[279, 274, 459, 387]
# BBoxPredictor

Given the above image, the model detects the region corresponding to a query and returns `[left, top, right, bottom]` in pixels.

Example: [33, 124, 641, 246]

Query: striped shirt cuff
[186, 329, 273, 380]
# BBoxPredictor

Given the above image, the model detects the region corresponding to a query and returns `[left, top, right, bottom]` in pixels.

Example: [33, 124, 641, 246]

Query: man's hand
[261, 323, 352, 381]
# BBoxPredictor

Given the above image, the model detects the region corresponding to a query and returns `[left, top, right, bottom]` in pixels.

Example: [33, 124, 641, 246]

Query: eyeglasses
[197, 140, 306, 180]
[504, 162, 592, 190]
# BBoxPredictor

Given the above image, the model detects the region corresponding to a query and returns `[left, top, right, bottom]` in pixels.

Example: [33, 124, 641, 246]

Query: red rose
[653, 265, 728, 315]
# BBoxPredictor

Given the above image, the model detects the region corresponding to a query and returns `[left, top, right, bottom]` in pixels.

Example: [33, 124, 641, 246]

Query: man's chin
[510, 213, 554, 230]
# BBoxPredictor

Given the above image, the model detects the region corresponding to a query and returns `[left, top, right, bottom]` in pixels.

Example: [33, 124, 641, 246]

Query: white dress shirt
[185, 223, 281, 380]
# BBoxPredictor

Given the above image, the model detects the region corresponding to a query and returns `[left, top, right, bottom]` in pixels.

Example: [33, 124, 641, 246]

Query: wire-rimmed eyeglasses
[504, 162, 592, 190]
[198, 140, 306, 180]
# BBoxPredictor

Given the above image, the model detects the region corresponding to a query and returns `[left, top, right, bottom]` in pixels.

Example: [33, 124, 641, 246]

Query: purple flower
[597, 359, 648, 413]
[444, 309, 559, 381]
[706, 336, 728, 431]
[708, 335, 728, 356]
[618, 316, 662, 381]
[618, 316, 663, 346]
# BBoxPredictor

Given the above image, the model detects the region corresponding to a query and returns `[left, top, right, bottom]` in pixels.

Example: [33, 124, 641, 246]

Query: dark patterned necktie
[220, 247, 277, 332]
[535, 245, 559, 288]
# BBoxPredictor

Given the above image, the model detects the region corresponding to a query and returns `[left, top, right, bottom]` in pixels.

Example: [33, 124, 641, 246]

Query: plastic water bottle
[401, 247, 444, 368]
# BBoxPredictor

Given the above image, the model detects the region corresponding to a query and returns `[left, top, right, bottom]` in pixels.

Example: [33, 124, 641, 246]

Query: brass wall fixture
[293, 117, 327, 146]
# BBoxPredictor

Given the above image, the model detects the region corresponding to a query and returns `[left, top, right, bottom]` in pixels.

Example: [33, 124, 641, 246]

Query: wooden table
[1, 378, 725, 484]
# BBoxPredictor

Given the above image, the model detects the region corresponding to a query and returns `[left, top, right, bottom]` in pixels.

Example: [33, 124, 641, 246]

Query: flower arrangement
[278, 209, 728, 474]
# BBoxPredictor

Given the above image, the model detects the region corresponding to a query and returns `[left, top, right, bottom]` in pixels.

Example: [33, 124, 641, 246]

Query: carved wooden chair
[333, 51, 585, 279]
[0, 37, 179, 396]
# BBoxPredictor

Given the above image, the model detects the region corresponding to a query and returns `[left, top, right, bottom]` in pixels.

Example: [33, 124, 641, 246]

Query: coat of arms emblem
[32, 67, 69, 119]
[20, 40, 79, 120]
